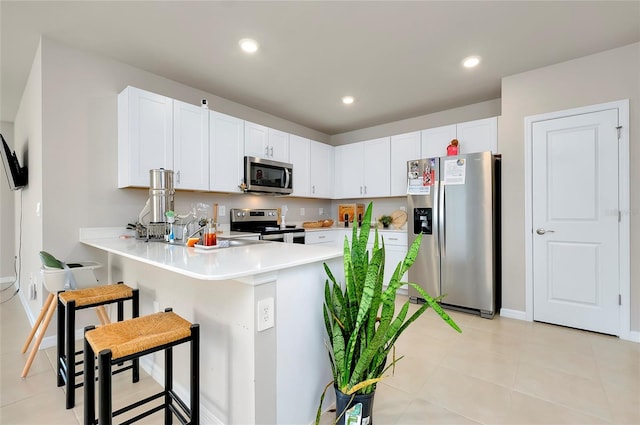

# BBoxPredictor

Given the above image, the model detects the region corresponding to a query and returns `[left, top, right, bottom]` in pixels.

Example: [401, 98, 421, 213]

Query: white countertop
[80, 228, 342, 281]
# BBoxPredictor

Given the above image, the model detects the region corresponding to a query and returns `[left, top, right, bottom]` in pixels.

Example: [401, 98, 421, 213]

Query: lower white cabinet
[305, 230, 337, 246]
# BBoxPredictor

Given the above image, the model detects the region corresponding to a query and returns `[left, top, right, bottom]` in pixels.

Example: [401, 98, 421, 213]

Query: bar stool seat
[84, 309, 199, 425]
[57, 282, 139, 409]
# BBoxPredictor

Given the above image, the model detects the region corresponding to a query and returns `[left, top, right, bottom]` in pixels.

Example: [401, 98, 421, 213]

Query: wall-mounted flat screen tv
[1, 133, 28, 190]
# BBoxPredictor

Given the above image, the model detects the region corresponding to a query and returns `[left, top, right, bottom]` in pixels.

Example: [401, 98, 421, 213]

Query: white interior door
[532, 109, 619, 335]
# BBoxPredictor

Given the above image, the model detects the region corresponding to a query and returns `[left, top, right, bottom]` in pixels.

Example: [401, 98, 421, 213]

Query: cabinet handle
[176, 170, 181, 184]
[312, 185, 315, 193]
[388, 237, 398, 241]
[265, 146, 269, 157]
[360, 186, 363, 194]
[364, 185, 367, 194]
[270, 146, 274, 157]
[318, 235, 326, 239]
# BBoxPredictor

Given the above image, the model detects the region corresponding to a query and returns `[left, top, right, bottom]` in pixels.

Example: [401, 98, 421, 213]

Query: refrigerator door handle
[439, 182, 446, 258]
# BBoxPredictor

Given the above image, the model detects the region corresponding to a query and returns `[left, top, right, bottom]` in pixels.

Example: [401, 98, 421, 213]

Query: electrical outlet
[300, 208, 305, 216]
[257, 297, 274, 331]
[153, 301, 160, 313]
[219, 205, 226, 216]
[400, 206, 406, 212]
[319, 208, 324, 216]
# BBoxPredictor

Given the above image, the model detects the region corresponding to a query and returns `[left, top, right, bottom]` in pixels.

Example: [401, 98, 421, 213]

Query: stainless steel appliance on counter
[136, 168, 175, 240]
[230, 208, 305, 243]
[407, 152, 500, 318]
[244, 156, 293, 195]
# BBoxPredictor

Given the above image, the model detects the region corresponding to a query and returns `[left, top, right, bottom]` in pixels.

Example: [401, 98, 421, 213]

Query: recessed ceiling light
[239, 38, 259, 53]
[462, 56, 481, 68]
[342, 96, 355, 105]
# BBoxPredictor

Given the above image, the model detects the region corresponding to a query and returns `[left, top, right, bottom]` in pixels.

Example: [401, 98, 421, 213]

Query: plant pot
[334, 385, 375, 425]
[382, 224, 389, 228]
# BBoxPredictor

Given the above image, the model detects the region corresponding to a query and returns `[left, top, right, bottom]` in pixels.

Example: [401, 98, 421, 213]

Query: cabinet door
[421, 124, 456, 159]
[309, 140, 333, 198]
[118, 86, 173, 187]
[363, 137, 390, 198]
[390, 132, 421, 196]
[268, 128, 290, 162]
[173, 100, 209, 191]
[289, 134, 310, 197]
[456, 117, 498, 154]
[210, 111, 244, 193]
[335, 142, 364, 198]
[244, 121, 269, 158]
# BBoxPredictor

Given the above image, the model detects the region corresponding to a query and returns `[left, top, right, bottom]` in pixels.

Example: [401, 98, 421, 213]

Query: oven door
[245, 156, 293, 194]
[261, 231, 305, 244]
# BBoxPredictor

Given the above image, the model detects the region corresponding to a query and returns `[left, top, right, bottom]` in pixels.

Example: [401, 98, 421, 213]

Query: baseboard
[624, 330, 640, 343]
[499, 308, 527, 321]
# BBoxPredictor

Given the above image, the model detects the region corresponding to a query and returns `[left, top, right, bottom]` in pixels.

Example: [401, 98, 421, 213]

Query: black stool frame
[57, 284, 139, 409]
[83, 309, 200, 425]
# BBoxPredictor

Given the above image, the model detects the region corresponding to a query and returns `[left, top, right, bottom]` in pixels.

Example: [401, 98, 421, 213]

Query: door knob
[536, 228, 555, 235]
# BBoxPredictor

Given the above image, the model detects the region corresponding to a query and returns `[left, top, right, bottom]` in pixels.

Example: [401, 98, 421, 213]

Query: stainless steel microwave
[244, 156, 293, 195]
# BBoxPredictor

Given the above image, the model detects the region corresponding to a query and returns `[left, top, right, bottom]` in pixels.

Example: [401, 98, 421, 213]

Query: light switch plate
[257, 297, 274, 331]
[219, 205, 226, 216]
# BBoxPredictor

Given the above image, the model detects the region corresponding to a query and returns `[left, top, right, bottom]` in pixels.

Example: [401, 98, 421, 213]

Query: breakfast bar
[80, 228, 343, 425]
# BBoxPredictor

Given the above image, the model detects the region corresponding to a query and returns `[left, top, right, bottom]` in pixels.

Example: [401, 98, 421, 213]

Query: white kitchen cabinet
[173, 100, 209, 191]
[305, 230, 337, 246]
[118, 86, 173, 187]
[390, 131, 421, 196]
[289, 134, 310, 197]
[244, 121, 289, 162]
[209, 111, 244, 193]
[335, 137, 390, 198]
[421, 117, 497, 158]
[420, 124, 457, 159]
[309, 140, 333, 198]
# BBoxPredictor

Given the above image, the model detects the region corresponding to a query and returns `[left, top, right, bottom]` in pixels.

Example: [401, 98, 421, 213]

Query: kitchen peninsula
[80, 228, 342, 425]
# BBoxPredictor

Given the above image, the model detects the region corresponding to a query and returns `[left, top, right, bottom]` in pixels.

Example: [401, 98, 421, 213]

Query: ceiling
[1, 1, 639, 135]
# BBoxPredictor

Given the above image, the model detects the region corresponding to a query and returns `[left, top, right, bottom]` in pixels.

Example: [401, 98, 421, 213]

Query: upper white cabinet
[173, 100, 209, 191]
[289, 136, 333, 198]
[244, 121, 289, 162]
[390, 131, 421, 196]
[209, 111, 244, 193]
[421, 117, 497, 158]
[118, 86, 173, 188]
[335, 137, 390, 198]
[289, 134, 310, 197]
[309, 140, 333, 198]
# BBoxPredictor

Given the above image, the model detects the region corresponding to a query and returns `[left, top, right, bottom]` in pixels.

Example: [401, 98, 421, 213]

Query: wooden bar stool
[84, 308, 200, 425]
[58, 282, 139, 409]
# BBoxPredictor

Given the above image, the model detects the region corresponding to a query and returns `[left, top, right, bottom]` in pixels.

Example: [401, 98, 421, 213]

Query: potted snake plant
[315, 202, 461, 425]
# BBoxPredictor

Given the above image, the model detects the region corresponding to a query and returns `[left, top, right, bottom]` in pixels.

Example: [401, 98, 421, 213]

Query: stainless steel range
[230, 208, 305, 244]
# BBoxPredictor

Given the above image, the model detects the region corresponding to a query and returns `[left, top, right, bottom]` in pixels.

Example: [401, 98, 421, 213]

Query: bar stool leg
[98, 349, 113, 425]
[191, 324, 200, 425]
[21, 293, 57, 378]
[66, 299, 76, 409]
[21, 292, 54, 353]
[165, 346, 173, 424]
[84, 326, 96, 425]
[57, 293, 65, 386]
[132, 290, 140, 383]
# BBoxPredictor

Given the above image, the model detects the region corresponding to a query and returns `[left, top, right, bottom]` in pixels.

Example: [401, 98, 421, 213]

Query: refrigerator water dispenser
[413, 208, 432, 235]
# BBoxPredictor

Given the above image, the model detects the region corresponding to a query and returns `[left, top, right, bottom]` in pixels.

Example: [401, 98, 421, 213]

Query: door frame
[523, 99, 631, 340]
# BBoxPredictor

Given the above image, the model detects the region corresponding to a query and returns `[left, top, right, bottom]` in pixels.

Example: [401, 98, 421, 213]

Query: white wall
[500, 42, 639, 330]
[0, 121, 16, 281]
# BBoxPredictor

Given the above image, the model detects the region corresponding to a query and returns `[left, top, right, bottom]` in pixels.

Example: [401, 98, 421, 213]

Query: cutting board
[390, 210, 408, 229]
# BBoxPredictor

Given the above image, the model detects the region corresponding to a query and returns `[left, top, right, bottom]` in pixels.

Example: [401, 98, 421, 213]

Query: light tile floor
[2, 293, 639, 424]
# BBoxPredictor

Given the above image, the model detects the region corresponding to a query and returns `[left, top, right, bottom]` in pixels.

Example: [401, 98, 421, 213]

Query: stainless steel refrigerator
[407, 152, 500, 318]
